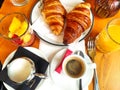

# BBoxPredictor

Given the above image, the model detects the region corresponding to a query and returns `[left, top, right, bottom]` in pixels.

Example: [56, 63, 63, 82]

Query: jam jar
[94, 0, 120, 18]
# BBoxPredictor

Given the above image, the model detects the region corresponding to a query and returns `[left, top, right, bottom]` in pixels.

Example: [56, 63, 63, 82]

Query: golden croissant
[41, 0, 66, 35]
[63, 2, 91, 44]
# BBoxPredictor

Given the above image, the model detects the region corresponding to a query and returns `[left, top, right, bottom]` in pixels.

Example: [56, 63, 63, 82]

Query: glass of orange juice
[0, 12, 35, 46]
[95, 18, 120, 53]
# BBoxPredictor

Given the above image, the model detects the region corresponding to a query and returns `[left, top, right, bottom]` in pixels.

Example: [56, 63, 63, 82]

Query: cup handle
[74, 50, 84, 58]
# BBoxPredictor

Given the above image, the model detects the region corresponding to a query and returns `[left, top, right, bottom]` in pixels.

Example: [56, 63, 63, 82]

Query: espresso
[65, 57, 85, 78]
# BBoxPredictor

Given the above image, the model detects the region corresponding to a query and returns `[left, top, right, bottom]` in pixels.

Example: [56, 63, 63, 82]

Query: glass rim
[11, 0, 29, 6]
[0, 12, 29, 40]
[106, 18, 120, 45]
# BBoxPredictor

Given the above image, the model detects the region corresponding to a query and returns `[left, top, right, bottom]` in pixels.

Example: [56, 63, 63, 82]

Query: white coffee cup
[62, 51, 95, 79]
[7, 57, 35, 83]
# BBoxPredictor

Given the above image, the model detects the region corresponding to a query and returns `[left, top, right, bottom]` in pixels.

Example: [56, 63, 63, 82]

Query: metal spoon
[74, 50, 84, 90]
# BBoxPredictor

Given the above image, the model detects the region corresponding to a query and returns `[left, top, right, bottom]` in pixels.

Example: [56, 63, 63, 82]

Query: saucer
[2, 47, 48, 90]
[50, 49, 94, 90]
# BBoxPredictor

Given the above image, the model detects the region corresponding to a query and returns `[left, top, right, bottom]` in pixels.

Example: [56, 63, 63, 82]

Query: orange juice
[96, 24, 120, 53]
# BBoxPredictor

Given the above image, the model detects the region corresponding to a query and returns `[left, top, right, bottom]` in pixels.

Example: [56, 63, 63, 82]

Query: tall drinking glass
[0, 12, 35, 46]
[95, 18, 120, 53]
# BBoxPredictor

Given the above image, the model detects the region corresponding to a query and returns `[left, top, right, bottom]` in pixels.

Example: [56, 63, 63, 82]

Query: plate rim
[30, 1, 94, 46]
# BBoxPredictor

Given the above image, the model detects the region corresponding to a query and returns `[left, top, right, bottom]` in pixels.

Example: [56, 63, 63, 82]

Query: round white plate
[2, 47, 48, 90]
[30, 0, 94, 46]
[49, 49, 94, 90]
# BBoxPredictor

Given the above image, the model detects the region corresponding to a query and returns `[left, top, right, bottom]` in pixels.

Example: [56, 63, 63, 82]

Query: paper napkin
[55, 49, 72, 73]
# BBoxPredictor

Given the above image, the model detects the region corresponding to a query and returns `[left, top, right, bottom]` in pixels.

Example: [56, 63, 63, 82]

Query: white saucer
[2, 47, 48, 90]
[49, 49, 94, 90]
[30, 0, 94, 46]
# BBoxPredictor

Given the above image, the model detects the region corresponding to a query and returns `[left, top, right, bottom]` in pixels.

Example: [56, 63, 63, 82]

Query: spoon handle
[94, 69, 100, 90]
[34, 73, 47, 79]
[79, 79, 82, 90]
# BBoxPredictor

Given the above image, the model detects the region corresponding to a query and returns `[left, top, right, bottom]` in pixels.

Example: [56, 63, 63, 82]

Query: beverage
[65, 57, 85, 78]
[0, 12, 35, 46]
[62, 55, 86, 79]
[7, 57, 35, 83]
[95, 18, 120, 53]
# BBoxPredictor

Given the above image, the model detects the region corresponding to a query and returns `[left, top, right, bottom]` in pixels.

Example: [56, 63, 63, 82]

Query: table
[0, 0, 40, 64]
[86, 0, 120, 90]
[0, 0, 120, 90]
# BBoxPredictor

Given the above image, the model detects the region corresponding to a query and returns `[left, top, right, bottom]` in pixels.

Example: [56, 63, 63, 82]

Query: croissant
[63, 2, 91, 44]
[41, 0, 66, 35]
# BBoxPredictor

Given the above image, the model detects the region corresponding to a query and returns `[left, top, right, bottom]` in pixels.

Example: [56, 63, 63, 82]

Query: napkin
[0, 61, 7, 90]
[0, 46, 49, 90]
[55, 49, 72, 73]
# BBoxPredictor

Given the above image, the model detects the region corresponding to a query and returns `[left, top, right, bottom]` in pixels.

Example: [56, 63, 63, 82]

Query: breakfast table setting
[0, 0, 120, 90]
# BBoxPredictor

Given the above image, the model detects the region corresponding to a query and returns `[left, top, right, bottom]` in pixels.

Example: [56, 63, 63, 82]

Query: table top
[0, 0, 40, 64]
[0, 0, 120, 90]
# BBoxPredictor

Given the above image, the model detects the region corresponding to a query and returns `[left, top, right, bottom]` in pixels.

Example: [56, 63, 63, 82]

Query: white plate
[30, 0, 94, 46]
[49, 49, 94, 90]
[2, 47, 48, 90]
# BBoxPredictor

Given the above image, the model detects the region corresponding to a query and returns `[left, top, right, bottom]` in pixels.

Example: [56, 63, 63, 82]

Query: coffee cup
[62, 51, 95, 79]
